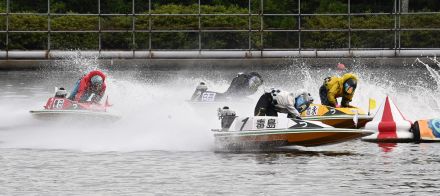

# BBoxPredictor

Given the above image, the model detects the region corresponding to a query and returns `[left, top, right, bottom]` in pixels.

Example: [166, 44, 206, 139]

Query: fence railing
[1, 0, 440, 59]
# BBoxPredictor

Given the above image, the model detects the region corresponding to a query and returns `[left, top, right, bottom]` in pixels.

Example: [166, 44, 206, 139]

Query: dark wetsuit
[254, 92, 278, 116]
[224, 73, 262, 97]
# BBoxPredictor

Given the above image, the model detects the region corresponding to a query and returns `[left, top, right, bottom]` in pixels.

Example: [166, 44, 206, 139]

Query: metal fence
[1, 0, 440, 59]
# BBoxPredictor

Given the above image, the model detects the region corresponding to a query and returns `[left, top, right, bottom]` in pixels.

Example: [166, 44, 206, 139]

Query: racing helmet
[294, 92, 314, 113]
[90, 75, 103, 89]
[248, 72, 263, 91]
[196, 82, 208, 91]
[249, 72, 262, 79]
[55, 87, 68, 98]
[343, 78, 357, 95]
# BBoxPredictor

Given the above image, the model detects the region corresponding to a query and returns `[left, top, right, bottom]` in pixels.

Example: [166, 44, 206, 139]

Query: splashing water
[1, 56, 440, 152]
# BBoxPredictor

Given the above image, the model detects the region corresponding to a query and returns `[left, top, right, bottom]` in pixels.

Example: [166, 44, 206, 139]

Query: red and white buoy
[362, 96, 413, 142]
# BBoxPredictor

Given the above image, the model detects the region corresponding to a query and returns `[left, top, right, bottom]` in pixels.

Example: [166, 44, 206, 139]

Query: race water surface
[1, 58, 440, 195]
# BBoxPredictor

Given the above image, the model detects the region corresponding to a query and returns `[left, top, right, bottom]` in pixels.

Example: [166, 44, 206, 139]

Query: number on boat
[239, 117, 249, 131]
[306, 105, 318, 116]
[53, 99, 64, 109]
[201, 92, 216, 102]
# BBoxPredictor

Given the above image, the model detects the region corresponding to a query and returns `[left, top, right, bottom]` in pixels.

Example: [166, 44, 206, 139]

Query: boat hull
[302, 115, 373, 129]
[214, 128, 373, 152]
[30, 110, 121, 122]
[409, 119, 440, 143]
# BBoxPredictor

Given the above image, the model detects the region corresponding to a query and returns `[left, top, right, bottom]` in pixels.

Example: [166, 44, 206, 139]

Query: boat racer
[68, 70, 107, 103]
[319, 73, 358, 107]
[223, 72, 263, 97]
[254, 89, 314, 119]
[190, 72, 263, 101]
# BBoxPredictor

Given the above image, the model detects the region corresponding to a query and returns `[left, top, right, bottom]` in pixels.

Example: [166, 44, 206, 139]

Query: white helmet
[55, 87, 68, 98]
[196, 82, 208, 91]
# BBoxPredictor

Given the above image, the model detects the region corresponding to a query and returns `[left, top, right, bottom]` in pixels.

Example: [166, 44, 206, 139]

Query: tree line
[0, 0, 439, 50]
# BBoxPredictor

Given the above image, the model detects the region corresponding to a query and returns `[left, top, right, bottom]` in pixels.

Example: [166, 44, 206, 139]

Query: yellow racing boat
[300, 104, 373, 128]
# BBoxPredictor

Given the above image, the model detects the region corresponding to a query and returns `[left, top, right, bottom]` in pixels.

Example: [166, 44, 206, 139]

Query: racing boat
[410, 119, 440, 143]
[188, 81, 255, 103]
[212, 107, 373, 152]
[300, 104, 373, 128]
[187, 82, 255, 115]
[30, 88, 120, 121]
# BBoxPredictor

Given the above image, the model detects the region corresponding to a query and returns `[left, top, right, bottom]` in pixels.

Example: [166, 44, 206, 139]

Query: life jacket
[74, 70, 107, 101]
[323, 73, 358, 106]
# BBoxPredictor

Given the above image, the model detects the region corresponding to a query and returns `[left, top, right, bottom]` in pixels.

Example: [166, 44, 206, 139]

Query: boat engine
[218, 106, 236, 130]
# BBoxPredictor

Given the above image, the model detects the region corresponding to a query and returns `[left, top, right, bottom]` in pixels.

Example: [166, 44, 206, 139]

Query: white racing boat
[212, 107, 373, 152]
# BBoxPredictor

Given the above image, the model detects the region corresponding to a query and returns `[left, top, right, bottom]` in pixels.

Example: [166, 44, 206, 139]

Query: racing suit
[224, 72, 262, 97]
[68, 70, 107, 103]
[319, 73, 358, 107]
[254, 89, 303, 119]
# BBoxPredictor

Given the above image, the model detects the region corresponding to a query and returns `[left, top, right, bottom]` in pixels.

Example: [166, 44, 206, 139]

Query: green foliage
[101, 0, 132, 14]
[10, 0, 46, 13]
[51, 33, 98, 50]
[401, 14, 440, 28]
[1, 1, 440, 50]
[0, 0, 5, 12]
[148, 4, 198, 30]
[9, 15, 47, 31]
[351, 15, 394, 29]
[151, 32, 198, 49]
[302, 32, 348, 48]
[8, 33, 47, 50]
[401, 31, 440, 48]
[0, 16, 6, 30]
[351, 32, 394, 48]
[315, 0, 347, 14]
[51, 15, 98, 31]
[263, 32, 298, 49]
[50, 0, 97, 13]
[303, 16, 348, 29]
[203, 32, 248, 49]
[102, 16, 132, 30]
[102, 33, 133, 49]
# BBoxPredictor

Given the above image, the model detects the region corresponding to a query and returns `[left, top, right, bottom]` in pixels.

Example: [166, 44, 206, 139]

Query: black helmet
[343, 79, 357, 95]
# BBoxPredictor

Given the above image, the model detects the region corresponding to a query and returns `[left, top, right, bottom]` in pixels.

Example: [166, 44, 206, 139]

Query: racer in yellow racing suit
[319, 73, 358, 107]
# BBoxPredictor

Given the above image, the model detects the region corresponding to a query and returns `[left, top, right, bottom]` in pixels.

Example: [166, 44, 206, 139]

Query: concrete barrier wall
[1, 50, 440, 60]
[0, 56, 434, 70]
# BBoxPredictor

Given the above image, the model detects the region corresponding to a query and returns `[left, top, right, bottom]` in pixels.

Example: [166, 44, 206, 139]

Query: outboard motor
[190, 82, 208, 101]
[55, 87, 68, 98]
[217, 106, 236, 130]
